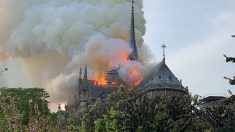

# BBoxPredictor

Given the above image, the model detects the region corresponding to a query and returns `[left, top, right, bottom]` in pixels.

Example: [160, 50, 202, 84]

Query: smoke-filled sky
[144, 0, 235, 96]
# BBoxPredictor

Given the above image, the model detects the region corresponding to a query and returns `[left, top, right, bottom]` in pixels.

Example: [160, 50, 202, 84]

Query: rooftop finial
[161, 43, 167, 61]
[132, 0, 134, 13]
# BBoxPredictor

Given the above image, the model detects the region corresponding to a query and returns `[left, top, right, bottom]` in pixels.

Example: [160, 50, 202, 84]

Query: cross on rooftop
[161, 44, 167, 61]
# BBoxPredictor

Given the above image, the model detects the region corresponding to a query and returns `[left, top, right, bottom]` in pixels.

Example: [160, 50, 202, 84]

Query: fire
[93, 52, 143, 88]
[93, 53, 129, 87]
[133, 76, 143, 86]
[120, 54, 129, 62]
[95, 73, 107, 86]
[128, 66, 144, 87]
[129, 68, 138, 76]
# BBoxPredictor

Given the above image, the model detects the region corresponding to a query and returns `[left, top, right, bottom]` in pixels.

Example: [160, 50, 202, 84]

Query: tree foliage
[199, 95, 235, 131]
[77, 85, 235, 132]
[0, 87, 76, 131]
[224, 55, 235, 85]
[0, 88, 51, 131]
[78, 86, 206, 131]
[0, 86, 234, 131]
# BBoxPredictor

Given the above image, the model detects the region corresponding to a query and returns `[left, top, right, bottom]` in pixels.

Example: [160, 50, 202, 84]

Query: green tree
[80, 85, 206, 131]
[199, 95, 235, 131]
[0, 88, 51, 131]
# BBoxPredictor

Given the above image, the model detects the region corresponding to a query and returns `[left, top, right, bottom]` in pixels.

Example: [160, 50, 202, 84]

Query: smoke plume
[0, 0, 149, 111]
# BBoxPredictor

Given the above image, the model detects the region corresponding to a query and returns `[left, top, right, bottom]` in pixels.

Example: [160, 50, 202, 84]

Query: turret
[78, 67, 82, 97]
[80, 65, 89, 101]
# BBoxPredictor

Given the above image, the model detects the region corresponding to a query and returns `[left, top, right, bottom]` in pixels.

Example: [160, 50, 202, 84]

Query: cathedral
[66, 0, 188, 114]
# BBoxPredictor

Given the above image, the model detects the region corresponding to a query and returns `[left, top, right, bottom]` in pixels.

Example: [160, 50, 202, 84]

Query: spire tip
[161, 44, 167, 61]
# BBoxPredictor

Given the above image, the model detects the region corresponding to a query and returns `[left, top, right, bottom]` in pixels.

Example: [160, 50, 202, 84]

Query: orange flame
[133, 77, 143, 86]
[120, 54, 129, 62]
[95, 73, 107, 86]
[128, 66, 144, 87]
[129, 68, 138, 76]
[93, 50, 143, 88]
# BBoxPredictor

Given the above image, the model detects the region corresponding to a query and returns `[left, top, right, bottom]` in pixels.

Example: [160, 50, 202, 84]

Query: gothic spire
[78, 67, 83, 95]
[80, 64, 89, 100]
[129, 0, 138, 61]
[84, 64, 88, 81]
[79, 67, 82, 79]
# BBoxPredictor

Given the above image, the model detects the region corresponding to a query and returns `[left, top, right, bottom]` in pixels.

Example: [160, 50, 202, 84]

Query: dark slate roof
[199, 96, 227, 108]
[199, 96, 226, 103]
[138, 60, 185, 92]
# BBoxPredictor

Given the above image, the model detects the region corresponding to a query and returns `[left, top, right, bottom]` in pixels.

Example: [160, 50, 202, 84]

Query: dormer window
[169, 76, 172, 80]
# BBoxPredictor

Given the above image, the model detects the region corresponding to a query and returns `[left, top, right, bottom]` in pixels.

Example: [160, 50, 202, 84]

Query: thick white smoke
[69, 34, 132, 74]
[0, 0, 148, 111]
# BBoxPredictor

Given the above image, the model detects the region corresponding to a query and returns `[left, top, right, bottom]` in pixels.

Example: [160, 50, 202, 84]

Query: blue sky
[143, 0, 235, 96]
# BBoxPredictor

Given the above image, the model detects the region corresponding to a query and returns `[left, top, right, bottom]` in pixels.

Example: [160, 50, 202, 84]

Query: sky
[143, 0, 235, 96]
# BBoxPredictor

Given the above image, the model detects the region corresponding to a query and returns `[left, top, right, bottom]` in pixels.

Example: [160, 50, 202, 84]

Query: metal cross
[161, 44, 167, 60]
